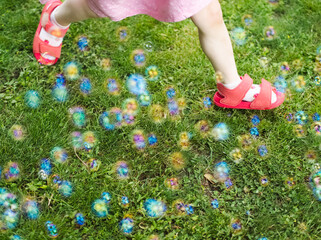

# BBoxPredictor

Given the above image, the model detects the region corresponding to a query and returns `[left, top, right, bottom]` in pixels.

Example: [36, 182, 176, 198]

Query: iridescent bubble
[9, 235, 22, 240]
[51, 174, 62, 188]
[101, 58, 111, 71]
[143, 199, 167, 217]
[122, 110, 136, 126]
[2, 209, 19, 229]
[264, 26, 276, 40]
[99, 108, 123, 130]
[258, 145, 268, 157]
[148, 133, 158, 147]
[9, 124, 25, 141]
[138, 91, 152, 106]
[292, 59, 303, 70]
[50, 147, 68, 164]
[212, 123, 229, 141]
[70, 131, 83, 149]
[77, 35, 89, 51]
[4, 162, 20, 182]
[126, 74, 147, 95]
[82, 131, 97, 151]
[45, 221, 58, 238]
[259, 56, 269, 68]
[251, 115, 260, 126]
[38, 169, 48, 180]
[230, 148, 243, 164]
[291, 75, 306, 92]
[305, 149, 317, 162]
[115, 161, 129, 179]
[268, 0, 279, 4]
[195, 120, 210, 137]
[238, 134, 253, 150]
[91, 199, 109, 217]
[119, 216, 134, 234]
[144, 41, 154, 52]
[317, 45, 321, 56]
[280, 62, 290, 75]
[164, 178, 179, 190]
[149, 104, 166, 123]
[75, 213, 85, 226]
[225, 178, 234, 190]
[250, 127, 259, 137]
[58, 181, 73, 197]
[231, 219, 242, 233]
[165, 86, 176, 99]
[260, 176, 269, 186]
[285, 177, 295, 189]
[116, 27, 129, 41]
[274, 75, 287, 93]
[121, 196, 129, 207]
[63, 61, 80, 81]
[285, 113, 294, 122]
[242, 14, 253, 26]
[295, 111, 308, 125]
[145, 65, 160, 81]
[211, 199, 219, 209]
[148, 235, 160, 240]
[52, 85, 68, 102]
[87, 158, 101, 171]
[122, 98, 139, 115]
[314, 76, 321, 86]
[40, 158, 52, 175]
[69, 106, 86, 128]
[79, 78, 92, 95]
[167, 99, 180, 118]
[177, 98, 186, 111]
[213, 161, 230, 182]
[55, 74, 66, 86]
[231, 27, 247, 46]
[311, 122, 321, 136]
[131, 130, 146, 150]
[0, 191, 18, 210]
[22, 199, 40, 220]
[203, 97, 212, 109]
[169, 152, 185, 170]
[293, 125, 306, 138]
[25, 90, 41, 108]
[105, 78, 120, 95]
[310, 170, 321, 201]
[258, 238, 269, 240]
[130, 49, 146, 67]
[101, 192, 112, 204]
[178, 132, 191, 151]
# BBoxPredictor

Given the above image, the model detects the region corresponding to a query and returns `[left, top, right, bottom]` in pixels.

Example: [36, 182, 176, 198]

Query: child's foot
[214, 74, 285, 110]
[33, 0, 69, 65]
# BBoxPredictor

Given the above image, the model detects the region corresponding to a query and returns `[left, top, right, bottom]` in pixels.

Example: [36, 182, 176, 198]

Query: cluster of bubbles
[70, 131, 98, 151]
[212, 162, 234, 190]
[143, 199, 167, 217]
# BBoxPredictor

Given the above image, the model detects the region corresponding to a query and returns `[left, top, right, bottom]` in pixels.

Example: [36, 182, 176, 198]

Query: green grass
[0, 0, 321, 239]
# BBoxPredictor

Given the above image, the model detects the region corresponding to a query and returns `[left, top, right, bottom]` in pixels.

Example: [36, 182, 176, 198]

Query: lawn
[0, 0, 321, 239]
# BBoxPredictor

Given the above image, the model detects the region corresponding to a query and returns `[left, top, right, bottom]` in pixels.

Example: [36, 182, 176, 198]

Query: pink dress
[87, 0, 213, 22]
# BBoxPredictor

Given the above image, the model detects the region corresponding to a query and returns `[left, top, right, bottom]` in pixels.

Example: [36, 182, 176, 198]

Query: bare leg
[190, 0, 276, 103]
[190, 0, 239, 84]
[54, 0, 99, 26]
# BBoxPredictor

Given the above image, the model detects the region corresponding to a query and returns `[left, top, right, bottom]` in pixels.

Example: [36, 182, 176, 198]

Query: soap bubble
[2, 209, 19, 229]
[138, 91, 152, 106]
[79, 78, 92, 95]
[169, 152, 186, 170]
[69, 106, 86, 128]
[101, 58, 111, 70]
[58, 181, 73, 197]
[274, 75, 287, 93]
[314, 76, 321, 86]
[52, 85, 68, 102]
[212, 123, 229, 141]
[195, 120, 210, 137]
[130, 49, 146, 67]
[167, 99, 180, 118]
[55, 74, 66, 86]
[116, 26, 129, 41]
[9, 124, 25, 141]
[87, 158, 101, 171]
[143, 199, 167, 217]
[164, 178, 179, 190]
[260, 176, 269, 186]
[122, 98, 139, 115]
[70, 131, 83, 149]
[148, 133, 158, 147]
[75, 213, 85, 226]
[230, 148, 243, 163]
[291, 75, 306, 92]
[211, 199, 219, 209]
[3, 162, 20, 182]
[119, 216, 134, 234]
[213, 161, 230, 182]
[121, 196, 129, 207]
[131, 130, 146, 150]
[149, 104, 166, 123]
[77, 35, 89, 51]
[293, 125, 306, 138]
[285, 177, 295, 189]
[264, 26, 276, 40]
[280, 62, 290, 75]
[258, 145, 268, 157]
[145, 65, 160, 81]
[310, 170, 321, 201]
[250, 127, 259, 137]
[144, 41, 154, 52]
[91, 199, 109, 217]
[165, 86, 177, 99]
[259, 56, 269, 68]
[311, 122, 321, 136]
[99, 108, 123, 130]
[231, 27, 247, 46]
[50, 147, 68, 164]
[22, 199, 40, 220]
[115, 161, 129, 179]
[40, 158, 52, 175]
[126, 74, 147, 95]
[82, 131, 97, 151]
[122, 110, 136, 126]
[25, 90, 41, 108]
[105, 78, 120, 95]
[295, 111, 308, 125]
[101, 192, 112, 203]
[231, 219, 242, 233]
[203, 97, 212, 109]
[242, 14, 253, 26]
[64, 61, 80, 81]
[45, 221, 58, 238]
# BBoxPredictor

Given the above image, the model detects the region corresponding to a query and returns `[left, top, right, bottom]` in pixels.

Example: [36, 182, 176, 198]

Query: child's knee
[207, 1, 224, 27]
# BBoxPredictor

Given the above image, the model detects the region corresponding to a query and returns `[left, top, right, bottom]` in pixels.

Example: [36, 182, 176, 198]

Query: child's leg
[190, 0, 276, 103]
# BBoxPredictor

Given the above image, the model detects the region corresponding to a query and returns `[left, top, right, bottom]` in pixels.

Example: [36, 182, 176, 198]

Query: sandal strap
[217, 74, 253, 106]
[250, 79, 272, 109]
[40, 42, 61, 58]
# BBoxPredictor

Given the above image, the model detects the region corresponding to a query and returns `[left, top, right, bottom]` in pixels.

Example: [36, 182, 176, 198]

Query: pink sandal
[33, 0, 68, 65]
[213, 74, 285, 110]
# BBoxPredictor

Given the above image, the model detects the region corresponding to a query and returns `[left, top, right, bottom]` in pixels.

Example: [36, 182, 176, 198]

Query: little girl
[33, 0, 284, 110]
